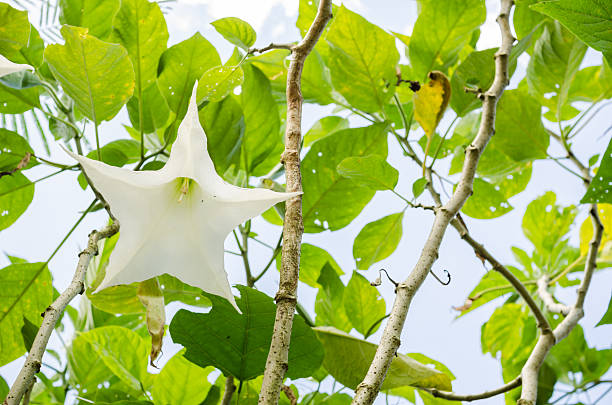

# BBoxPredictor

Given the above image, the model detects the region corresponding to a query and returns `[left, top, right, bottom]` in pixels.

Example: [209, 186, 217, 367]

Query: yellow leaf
[579, 203, 612, 259]
[413, 71, 451, 174]
[138, 277, 166, 366]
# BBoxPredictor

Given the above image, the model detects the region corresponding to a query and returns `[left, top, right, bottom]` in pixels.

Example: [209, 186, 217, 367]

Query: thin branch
[351, 2, 515, 403]
[519, 205, 603, 405]
[258, 1, 333, 403]
[453, 221, 552, 334]
[537, 275, 570, 316]
[425, 375, 522, 401]
[4, 222, 119, 405]
[221, 376, 236, 405]
[249, 43, 294, 54]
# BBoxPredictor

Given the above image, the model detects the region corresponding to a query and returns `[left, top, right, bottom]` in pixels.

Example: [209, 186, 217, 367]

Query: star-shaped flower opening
[66, 85, 299, 309]
[0, 54, 33, 78]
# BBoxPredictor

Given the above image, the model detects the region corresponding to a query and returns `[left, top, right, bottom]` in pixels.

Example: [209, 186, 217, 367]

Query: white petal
[0, 54, 33, 78]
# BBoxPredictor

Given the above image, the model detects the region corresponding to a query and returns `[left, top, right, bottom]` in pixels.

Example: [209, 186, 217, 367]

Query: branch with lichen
[258, 1, 333, 403]
[351, 2, 515, 403]
[4, 222, 119, 405]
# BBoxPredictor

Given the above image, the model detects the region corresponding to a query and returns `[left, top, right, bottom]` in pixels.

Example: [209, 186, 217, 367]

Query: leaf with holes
[196, 65, 244, 103]
[353, 212, 404, 270]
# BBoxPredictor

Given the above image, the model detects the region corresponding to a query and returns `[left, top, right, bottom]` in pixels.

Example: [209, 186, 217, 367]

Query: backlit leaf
[337, 155, 399, 191]
[211, 17, 256, 51]
[353, 212, 404, 270]
[343, 271, 386, 336]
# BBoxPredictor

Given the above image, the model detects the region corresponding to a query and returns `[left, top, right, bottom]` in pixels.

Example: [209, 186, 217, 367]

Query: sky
[1, 0, 611, 404]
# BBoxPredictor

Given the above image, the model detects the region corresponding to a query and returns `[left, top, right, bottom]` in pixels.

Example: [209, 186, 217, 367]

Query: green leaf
[275, 243, 343, 287]
[240, 64, 281, 176]
[304, 116, 349, 147]
[112, 0, 168, 133]
[44, 25, 135, 123]
[531, 0, 612, 66]
[343, 271, 386, 336]
[514, 0, 549, 41]
[0, 376, 8, 400]
[527, 22, 587, 120]
[353, 212, 404, 270]
[337, 155, 399, 191]
[169, 286, 323, 381]
[157, 32, 220, 119]
[0, 128, 36, 172]
[582, 138, 612, 203]
[482, 304, 528, 358]
[59, 0, 120, 40]
[597, 291, 612, 326]
[409, 0, 486, 79]
[314, 326, 452, 391]
[199, 95, 244, 174]
[211, 17, 256, 51]
[491, 89, 550, 162]
[523, 192, 576, 254]
[151, 350, 213, 405]
[126, 82, 170, 133]
[412, 177, 428, 198]
[450, 48, 496, 116]
[302, 123, 389, 233]
[0, 3, 30, 55]
[0, 172, 34, 231]
[74, 326, 149, 391]
[4, 25, 44, 68]
[461, 178, 513, 219]
[325, 5, 399, 112]
[0, 82, 41, 114]
[196, 65, 244, 103]
[315, 263, 351, 332]
[89, 274, 211, 314]
[0, 263, 52, 366]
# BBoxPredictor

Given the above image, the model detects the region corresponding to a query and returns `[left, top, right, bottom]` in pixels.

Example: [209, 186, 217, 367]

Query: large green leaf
[196, 65, 244, 103]
[89, 274, 211, 314]
[527, 22, 587, 121]
[0, 172, 34, 231]
[450, 48, 496, 116]
[59, 0, 120, 40]
[151, 350, 213, 405]
[157, 32, 220, 120]
[199, 96, 244, 175]
[582, 138, 612, 203]
[68, 330, 115, 390]
[491, 89, 550, 162]
[343, 271, 386, 337]
[0, 128, 36, 172]
[239, 64, 281, 176]
[409, 0, 486, 79]
[353, 213, 404, 270]
[0, 3, 30, 55]
[44, 25, 135, 123]
[211, 17, 256, 51]
[0, 263, 52, 366]
[315, 263, 351, 332]
[514, 0, 550, 41]
[126, 81, 170, 133]
[461, 178, 513, 219]
[275, 243, 343, 288]
[112, 0, 168, 133]
[314, 327, 452, 391]
[324, 5, 399, 112]
[169, 286, 323, 381]
[73, 326, 149, 391]
[337, 155, 399, 191]
[531, 0, 612, 65]
[302, 123, 389, 233]
[523, 192, 576, 254]
[0, 82, 41, 114]
[482, 304, 528, 358]
[304, 116, 349, 147]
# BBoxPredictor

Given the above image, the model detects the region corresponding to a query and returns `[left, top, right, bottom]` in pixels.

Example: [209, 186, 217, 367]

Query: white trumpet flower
[0, 54, 33, 77]
[66, 85, 299, 309]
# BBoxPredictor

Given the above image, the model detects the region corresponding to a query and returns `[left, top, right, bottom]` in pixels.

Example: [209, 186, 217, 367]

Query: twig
[4, 222, 119, 405]
[425, 375, 522, 401]
[258, 1, 333, 403]
[249, 43, 294, 55]
[281, 385, 297, 405]
[221, 376, 236, 405]
[537, 275, 570, 316]
[351, 2, 515, 403]
[519, 205, 603, 405]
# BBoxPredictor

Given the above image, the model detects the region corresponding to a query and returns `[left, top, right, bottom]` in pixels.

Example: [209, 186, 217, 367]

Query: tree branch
[258, 1, 333, 404]
[537, 275, 570, 316]
[519, 205, 603, 405]
[425, 375, 522, 401]
[4, 222, 119, 405]
[351, 2, 515, 403]
[221, 376, 236, 405]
